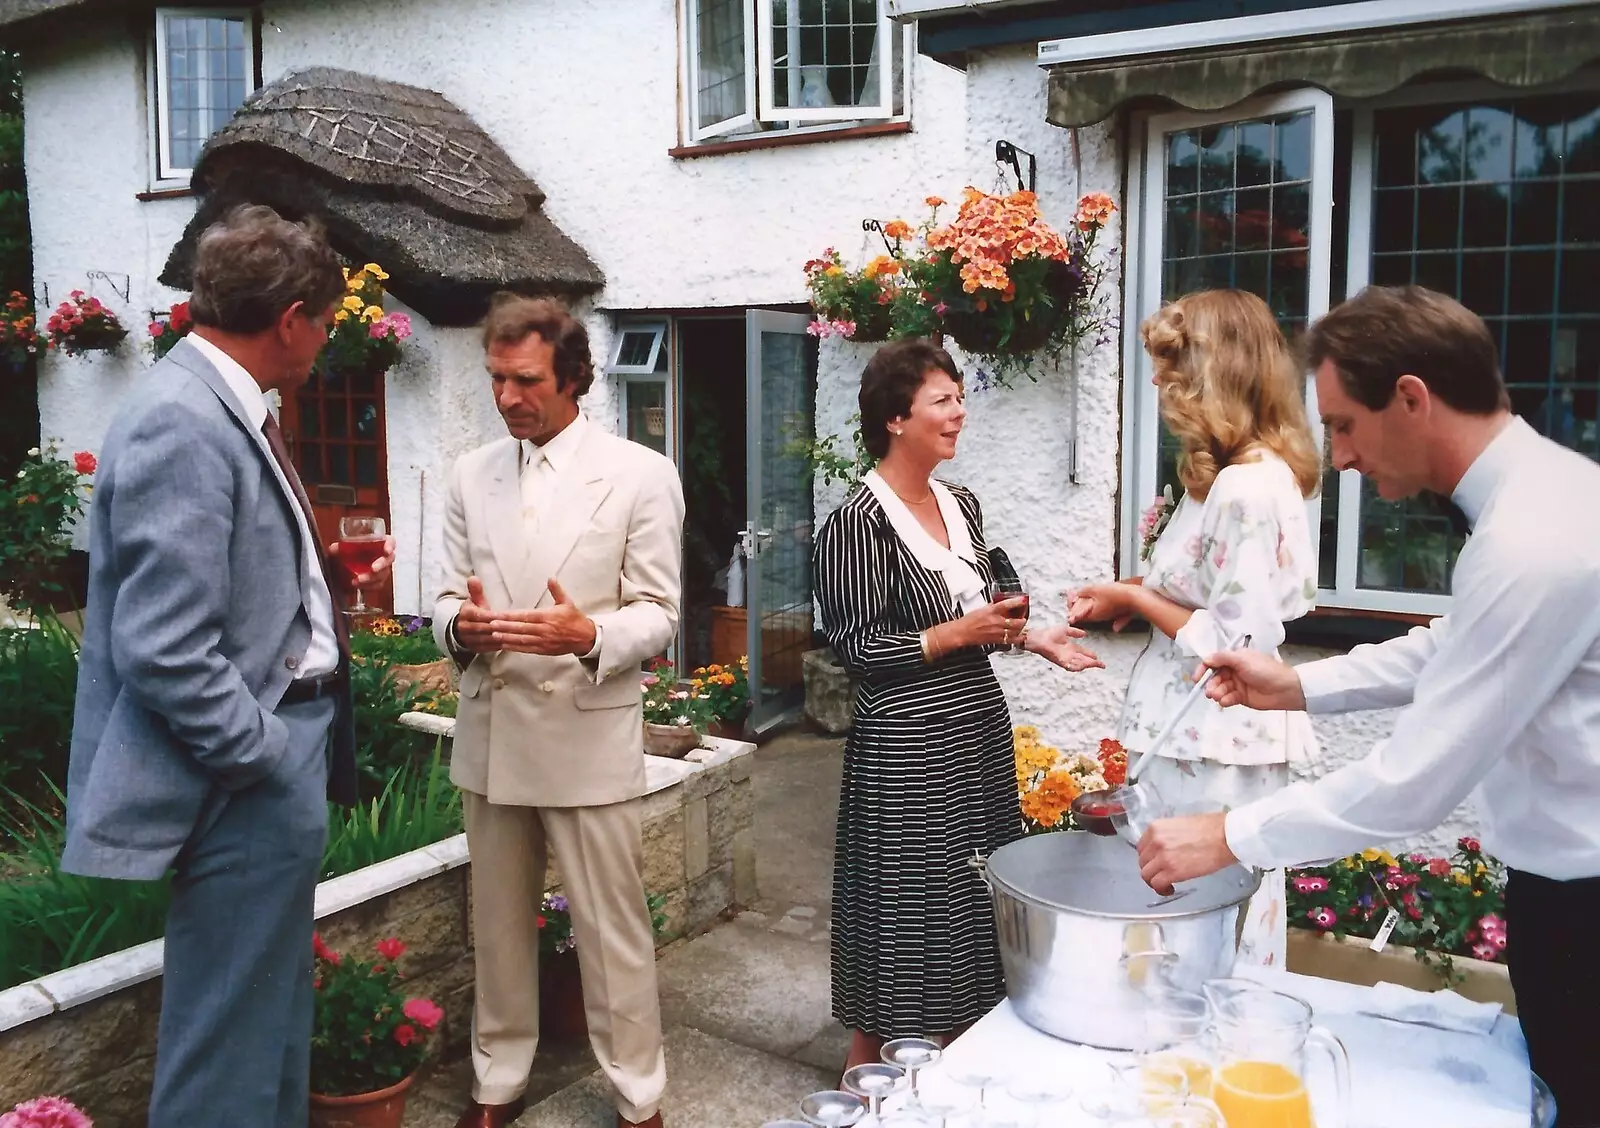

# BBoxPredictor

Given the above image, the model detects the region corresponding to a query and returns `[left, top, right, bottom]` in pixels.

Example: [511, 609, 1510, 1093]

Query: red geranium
[402, 998, 444, 1031]
[72, 451, 96, 476]
[374, 937, 405, 962]
[311, 933, 441, 1097]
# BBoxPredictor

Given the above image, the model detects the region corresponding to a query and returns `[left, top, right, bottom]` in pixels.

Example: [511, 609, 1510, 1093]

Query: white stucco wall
[24, 0, 966, 617]
[812, 46, 1479, 860]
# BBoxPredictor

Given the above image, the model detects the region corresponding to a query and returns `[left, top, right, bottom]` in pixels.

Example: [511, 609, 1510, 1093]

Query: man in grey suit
[60, 205, 392, 1127]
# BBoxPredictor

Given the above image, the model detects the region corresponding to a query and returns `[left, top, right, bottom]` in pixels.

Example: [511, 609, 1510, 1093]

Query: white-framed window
[1123, 76, 1600, 616]
[149, 7, 257, 185]
[609, 321, 676, 461]
[683, 0, 912, 145]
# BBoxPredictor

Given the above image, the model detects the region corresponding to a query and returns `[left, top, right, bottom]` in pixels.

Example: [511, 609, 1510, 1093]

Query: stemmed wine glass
[882, 1037, 942, 1099]
[842, 1063, 908, 1120]
[799, 1090, 866, 1128]
[991, 575, 1029, 656]
[336, 515, 387, 616]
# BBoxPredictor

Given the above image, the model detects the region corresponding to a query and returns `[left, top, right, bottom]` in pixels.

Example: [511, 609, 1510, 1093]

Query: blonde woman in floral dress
[1068, 289, 1322, 966]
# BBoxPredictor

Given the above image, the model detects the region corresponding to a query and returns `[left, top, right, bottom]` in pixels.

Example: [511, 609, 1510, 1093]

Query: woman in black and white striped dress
[813, 340, 1104, 1073]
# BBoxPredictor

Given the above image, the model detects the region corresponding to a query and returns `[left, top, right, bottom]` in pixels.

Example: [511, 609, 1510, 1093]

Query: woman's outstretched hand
[1026, 624, 1105, 672]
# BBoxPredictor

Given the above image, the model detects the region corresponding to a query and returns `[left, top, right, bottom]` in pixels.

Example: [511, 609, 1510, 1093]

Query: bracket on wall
[995, 140, 1036, 193]
[862, 218, 895, 256]
[87, 271, 131, 303]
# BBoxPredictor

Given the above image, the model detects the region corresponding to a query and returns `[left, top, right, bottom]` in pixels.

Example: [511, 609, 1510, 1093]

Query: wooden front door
[278, 367, 392, 614]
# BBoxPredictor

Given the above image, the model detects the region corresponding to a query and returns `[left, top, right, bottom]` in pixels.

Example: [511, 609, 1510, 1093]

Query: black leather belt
[280, 674, 346, 705]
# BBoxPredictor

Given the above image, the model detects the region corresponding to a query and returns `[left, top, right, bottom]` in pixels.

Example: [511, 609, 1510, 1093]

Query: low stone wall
[0, 730, 758, 1126]
[1286, 929, 1516, 1013]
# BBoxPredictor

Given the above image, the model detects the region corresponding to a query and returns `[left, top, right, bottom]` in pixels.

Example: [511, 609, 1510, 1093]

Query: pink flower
[640, 675, 659, 688]
[1458, 837, 1481, 853]
[403, 998, 444, 1031]
[0, 1096, 93, 1128]
[386, 312, 412, 339]
[1291, 876, 1328, 894]
[1306, 906, 1337, 930]
[1471, 940, 1498, 961]
[375, 937, 406, 962]
[148, 322, 164, 337]
[73, 451, 97, 475]
[1478, 913, 1505, 934]
[1428, 858, 1452, 877]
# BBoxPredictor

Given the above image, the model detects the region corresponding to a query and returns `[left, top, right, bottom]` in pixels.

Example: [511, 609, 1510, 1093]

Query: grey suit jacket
[61, 339, 357, 882]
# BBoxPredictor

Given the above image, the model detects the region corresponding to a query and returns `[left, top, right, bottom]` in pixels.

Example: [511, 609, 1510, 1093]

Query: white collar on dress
[863, 469, 988, 614]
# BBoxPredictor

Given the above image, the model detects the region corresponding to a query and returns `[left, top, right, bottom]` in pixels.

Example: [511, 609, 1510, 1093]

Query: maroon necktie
[261, 412, 351, 661]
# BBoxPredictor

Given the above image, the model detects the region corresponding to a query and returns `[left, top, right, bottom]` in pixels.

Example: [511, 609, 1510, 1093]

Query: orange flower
[1075, 191, 1118, 232]
[925, 195, 946, 208]
[883, 219, 913, 240]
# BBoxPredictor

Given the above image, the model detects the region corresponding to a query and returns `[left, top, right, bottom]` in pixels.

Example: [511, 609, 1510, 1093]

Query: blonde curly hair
[1142, 289, 1321, 500]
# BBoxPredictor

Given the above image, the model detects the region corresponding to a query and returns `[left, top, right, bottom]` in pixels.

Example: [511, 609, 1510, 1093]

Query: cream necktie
[521, 442, 550, 530]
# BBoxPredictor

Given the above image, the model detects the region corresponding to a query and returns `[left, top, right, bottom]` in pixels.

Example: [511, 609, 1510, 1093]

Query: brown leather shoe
[452, 1097, 527, 1128]
[618, 1114, 663, 1128]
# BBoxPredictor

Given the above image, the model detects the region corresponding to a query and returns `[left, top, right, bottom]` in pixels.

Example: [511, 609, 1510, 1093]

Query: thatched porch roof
[159, 67, 604, 326]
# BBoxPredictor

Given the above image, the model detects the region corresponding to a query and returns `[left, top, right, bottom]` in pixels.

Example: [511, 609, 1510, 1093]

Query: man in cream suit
[434, 295, 684, 1128]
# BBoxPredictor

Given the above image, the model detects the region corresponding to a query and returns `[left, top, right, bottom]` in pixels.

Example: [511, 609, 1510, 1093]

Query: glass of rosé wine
[336, 515, 387, 615]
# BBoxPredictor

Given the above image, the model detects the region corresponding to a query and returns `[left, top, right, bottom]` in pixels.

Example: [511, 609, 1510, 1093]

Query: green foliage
[685, 656, 749, 723]
[321, 742, 461, 880]
[348, 616, 443, 666]
[785, 411, 876, 491]
[348, 655, 444, 798]
[0, 617, 77, 801]
[0, 443, 92, 616]
[311, 932, 442, 1096]
[0, 783, 172, 988]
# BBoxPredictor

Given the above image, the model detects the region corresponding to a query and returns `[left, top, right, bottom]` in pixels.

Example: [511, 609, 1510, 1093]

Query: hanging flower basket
[44, 292, 127, 358]
[320, 264, 411, 381]
[939, 257, 1086, 358]
[802, 236, 908, 342]
[643, 406, 667, 436]
[148, 300, 194, 360]
[0, 291, 42, 373]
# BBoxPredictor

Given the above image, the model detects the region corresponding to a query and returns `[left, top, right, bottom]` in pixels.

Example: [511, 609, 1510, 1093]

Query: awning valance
[1045, 7, 1600, 129]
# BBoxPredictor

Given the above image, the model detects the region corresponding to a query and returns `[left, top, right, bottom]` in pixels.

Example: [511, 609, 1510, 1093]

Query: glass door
[743, 309, 816, 732]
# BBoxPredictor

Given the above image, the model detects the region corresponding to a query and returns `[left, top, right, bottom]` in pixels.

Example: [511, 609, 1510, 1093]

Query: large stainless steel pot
[973, 831, 1259, 1049]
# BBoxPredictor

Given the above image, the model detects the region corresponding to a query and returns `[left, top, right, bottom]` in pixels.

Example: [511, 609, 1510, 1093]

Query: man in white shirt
[433, 296, 683, 1128]
[1137, 285, 1600, 1122]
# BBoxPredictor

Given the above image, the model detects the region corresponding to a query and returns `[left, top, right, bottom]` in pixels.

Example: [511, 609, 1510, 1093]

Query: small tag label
[1369, 909, 1401, 952]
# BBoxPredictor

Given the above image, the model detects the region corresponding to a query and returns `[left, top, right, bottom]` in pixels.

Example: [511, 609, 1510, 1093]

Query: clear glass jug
[1202, 978, 1349, 1128]
[1143, 987, 1216, 1101]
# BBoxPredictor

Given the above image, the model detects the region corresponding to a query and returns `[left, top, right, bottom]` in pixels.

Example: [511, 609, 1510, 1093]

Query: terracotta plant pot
[539, 948, 587, 1041]
[707, 716, 747, 741]
[309, 1072, 415, 1128]
[643, 721, 701, 758]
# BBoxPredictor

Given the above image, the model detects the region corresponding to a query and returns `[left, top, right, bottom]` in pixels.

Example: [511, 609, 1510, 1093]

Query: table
[887, 969, 1533, 1127]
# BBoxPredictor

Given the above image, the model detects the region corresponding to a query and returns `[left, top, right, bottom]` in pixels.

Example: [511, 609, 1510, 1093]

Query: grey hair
[188, 204, 345, 334]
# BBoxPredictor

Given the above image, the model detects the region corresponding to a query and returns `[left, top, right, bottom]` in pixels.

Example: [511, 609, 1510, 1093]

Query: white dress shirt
[1226, 417, 1600, 880]
[522, 413, 601, 661]
[187, 333, 341, 680]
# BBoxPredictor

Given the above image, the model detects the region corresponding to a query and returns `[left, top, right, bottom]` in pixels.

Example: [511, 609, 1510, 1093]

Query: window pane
[769, 0, 884, 112]
[1361, 90, 1600, 595]
[1155, 109, 1315, 497]
[625, 380, 670, 457]
[616, 329, 657, 368]
[696, 0, 748, 130]
[354, 445, 378, 488]
[163, 16, 250, 172]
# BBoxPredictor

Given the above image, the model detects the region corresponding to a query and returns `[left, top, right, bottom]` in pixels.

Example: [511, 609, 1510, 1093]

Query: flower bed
[1286, 837, 1506, 987]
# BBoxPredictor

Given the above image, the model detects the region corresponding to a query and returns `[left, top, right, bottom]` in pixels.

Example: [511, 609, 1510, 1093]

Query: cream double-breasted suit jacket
[433, 423, 686, 807]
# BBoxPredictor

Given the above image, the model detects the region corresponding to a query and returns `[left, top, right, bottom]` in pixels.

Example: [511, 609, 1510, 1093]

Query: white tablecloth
[888, 969, 1532, 1127]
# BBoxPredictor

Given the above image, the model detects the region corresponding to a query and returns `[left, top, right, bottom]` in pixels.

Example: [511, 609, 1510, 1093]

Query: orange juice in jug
[1213, 1060, 1314, 1128]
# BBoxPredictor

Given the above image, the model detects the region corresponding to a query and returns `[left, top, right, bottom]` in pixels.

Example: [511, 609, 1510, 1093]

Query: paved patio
[403, 730, 848, 1127]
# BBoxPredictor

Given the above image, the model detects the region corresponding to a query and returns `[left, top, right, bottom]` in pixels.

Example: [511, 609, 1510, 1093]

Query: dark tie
[1440, 497, 1472, 538]
[261, 413, 351, 661]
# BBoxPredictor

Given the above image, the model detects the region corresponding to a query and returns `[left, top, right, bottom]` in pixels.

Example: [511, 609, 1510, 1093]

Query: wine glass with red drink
[991, 575, 1029, 656]
[336, 515, 387, 615]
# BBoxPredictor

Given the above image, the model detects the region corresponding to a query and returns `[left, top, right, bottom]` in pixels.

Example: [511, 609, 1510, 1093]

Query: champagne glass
[882, 1038, 942, 1098]
[800, 1091, 866, 1128]
[1005, 1079, 1071, 1128]
[336, 515, 387, 615]
[991, 575, 1029, 656]
[842, 1063, 908, 1120]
